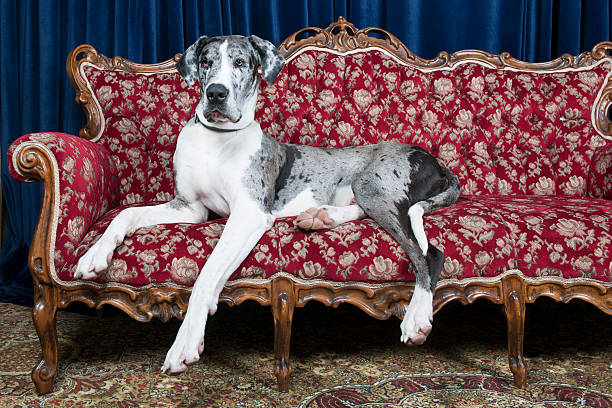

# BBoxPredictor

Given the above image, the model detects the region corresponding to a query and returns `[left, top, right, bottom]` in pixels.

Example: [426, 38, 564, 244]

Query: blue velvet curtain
[1, 0, 610, 305]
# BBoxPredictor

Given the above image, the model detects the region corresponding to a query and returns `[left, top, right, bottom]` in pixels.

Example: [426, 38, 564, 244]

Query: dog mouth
[204, 110, 241, 123]
[206, 111, 229, 122]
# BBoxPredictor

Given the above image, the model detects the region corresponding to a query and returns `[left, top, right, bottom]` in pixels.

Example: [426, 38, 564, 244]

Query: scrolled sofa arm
[588, 140, 612, 200]
[8, 132, 119, 283]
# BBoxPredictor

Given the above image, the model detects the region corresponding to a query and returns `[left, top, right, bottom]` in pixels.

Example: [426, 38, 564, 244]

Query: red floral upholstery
[80, 51, 612, 202]
[273, 197, 517, 282]
[56, 197, 516, 285]
[8, 132, 119, 275]
[52, 195, 611, 285]
[258, 51, 612, 198]
[59, 204, 278, 286]
[7, 46, 612, 287]
[471, 196, 612, 282]
[589, 141, 612, 199]
[82, 66, 199, 205]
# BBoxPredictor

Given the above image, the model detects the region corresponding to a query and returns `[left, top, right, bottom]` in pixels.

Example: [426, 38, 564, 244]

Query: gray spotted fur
[243, 136, 460, 292]
[177, 35, 284, 124]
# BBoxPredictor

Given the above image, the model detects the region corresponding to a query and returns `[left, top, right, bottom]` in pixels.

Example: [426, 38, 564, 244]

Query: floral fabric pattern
[83, 66, 200, 205]
[257, 51, 612, 197]
[60, 204, 280, 286]
[471, 195, 612, 282]
[588, 141, 612, 199]
[274, 197, 517, 283]
[58, 197, 521, 285]
[8, 132, 119, 273]
[55, 195, 612, 285]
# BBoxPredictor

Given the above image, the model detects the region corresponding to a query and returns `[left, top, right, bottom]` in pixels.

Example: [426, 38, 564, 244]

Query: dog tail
[408, 165, 461, 256]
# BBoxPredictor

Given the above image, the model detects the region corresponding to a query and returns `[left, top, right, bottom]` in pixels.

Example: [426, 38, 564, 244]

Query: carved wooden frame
[17, 17, 612, 395]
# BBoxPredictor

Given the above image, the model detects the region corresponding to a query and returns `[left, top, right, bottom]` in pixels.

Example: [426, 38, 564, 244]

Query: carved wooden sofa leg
[271, 277, 296, 392]
[503, 275, 528, 388]
[31, 284, 59, 394]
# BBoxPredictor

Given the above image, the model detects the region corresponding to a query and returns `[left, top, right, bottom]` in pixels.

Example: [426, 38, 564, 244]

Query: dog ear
[177, 35, 211, 86]
[248, 35, 285, 84]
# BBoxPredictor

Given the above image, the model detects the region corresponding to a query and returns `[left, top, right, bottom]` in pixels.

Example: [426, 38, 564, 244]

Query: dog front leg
[162, 206, 274, 374]
[75, 199, 208, 279]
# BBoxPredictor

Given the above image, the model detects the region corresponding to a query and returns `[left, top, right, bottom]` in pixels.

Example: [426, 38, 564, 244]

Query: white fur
[332, 184, 355, 206]
[321, 204, 366, 227]
[215, 41, 232, 88]
[273, 188, 319, 217]
[400, 284, 433, 343]
[162, 203, 274, 373]
[408, 203, 428, 256]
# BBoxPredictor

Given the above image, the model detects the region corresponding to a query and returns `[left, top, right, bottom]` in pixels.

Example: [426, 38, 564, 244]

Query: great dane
[75, 34, 461, 374]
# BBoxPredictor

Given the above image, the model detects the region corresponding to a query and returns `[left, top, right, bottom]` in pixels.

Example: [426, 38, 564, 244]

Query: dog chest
[173, 120, 263, 216]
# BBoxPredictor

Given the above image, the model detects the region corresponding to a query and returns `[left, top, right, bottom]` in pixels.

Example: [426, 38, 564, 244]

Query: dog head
[177, 35, 285, 130]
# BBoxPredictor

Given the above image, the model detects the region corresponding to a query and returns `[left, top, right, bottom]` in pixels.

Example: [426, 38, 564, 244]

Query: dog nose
[206, 84, 229, 103]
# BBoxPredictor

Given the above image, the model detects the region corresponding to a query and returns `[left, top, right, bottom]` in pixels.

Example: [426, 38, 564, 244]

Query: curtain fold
[1, 0, 610, 305]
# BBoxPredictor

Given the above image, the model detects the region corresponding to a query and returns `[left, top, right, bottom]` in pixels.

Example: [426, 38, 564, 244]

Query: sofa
[8, 17, 612, 394]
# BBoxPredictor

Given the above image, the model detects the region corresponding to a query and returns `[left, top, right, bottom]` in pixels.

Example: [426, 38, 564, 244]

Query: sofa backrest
[258, 48, 612, 197]
[70, 19, 612, 205]
[79, 63, 198, 204]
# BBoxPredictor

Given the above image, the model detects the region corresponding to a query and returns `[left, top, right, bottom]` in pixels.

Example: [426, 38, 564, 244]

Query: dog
[74, 34, 461, 374]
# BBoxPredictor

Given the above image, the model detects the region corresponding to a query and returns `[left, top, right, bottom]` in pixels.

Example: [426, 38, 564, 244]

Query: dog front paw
[161, 323, 205, 375]
[74, 240, 116, 279]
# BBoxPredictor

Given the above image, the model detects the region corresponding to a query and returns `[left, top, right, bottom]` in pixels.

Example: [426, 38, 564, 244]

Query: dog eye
[234, 58, 245, 67]
[201, 60, 210, 68]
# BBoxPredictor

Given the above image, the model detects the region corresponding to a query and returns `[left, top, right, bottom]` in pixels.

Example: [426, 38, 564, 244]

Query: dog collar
[194, 113, 240, 133]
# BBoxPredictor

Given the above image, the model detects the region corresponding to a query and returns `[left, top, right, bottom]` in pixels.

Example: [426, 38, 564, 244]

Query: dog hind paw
[400, 313, 433, 346]
[162, 335, 204, 375]
[296, 207, 334, 230]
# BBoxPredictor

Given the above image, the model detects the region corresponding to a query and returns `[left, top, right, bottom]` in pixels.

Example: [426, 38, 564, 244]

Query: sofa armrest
[588, 140, 612, 200]
[8, 132, 119, 284]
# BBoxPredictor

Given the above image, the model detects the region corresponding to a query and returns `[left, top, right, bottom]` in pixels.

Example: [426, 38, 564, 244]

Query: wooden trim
[54, 275, 510, 324]
[525, 279, 612, 313]
[48, 274, 612, 324]
[503, 275, 527, 388]
[271, 277, 295, 392]
[21, 16, 611, 394]
[17, 144, 59, 287]
[31, 282, 59, 395]
[279, 16, 611, 70]
[593, 42, 612, 137]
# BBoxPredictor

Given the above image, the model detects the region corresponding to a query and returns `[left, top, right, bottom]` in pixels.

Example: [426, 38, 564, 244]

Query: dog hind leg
[351, 176, 443, 346]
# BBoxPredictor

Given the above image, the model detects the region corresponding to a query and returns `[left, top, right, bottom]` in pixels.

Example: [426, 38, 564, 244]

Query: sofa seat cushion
[58, 198, 516, 286]
[470, 195, 612, 281]
[274, 197, 516, 283]
[60, 204, 280, 286]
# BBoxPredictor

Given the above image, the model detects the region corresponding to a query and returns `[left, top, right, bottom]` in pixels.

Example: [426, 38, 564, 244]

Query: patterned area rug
[0, 298, 610, 407]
